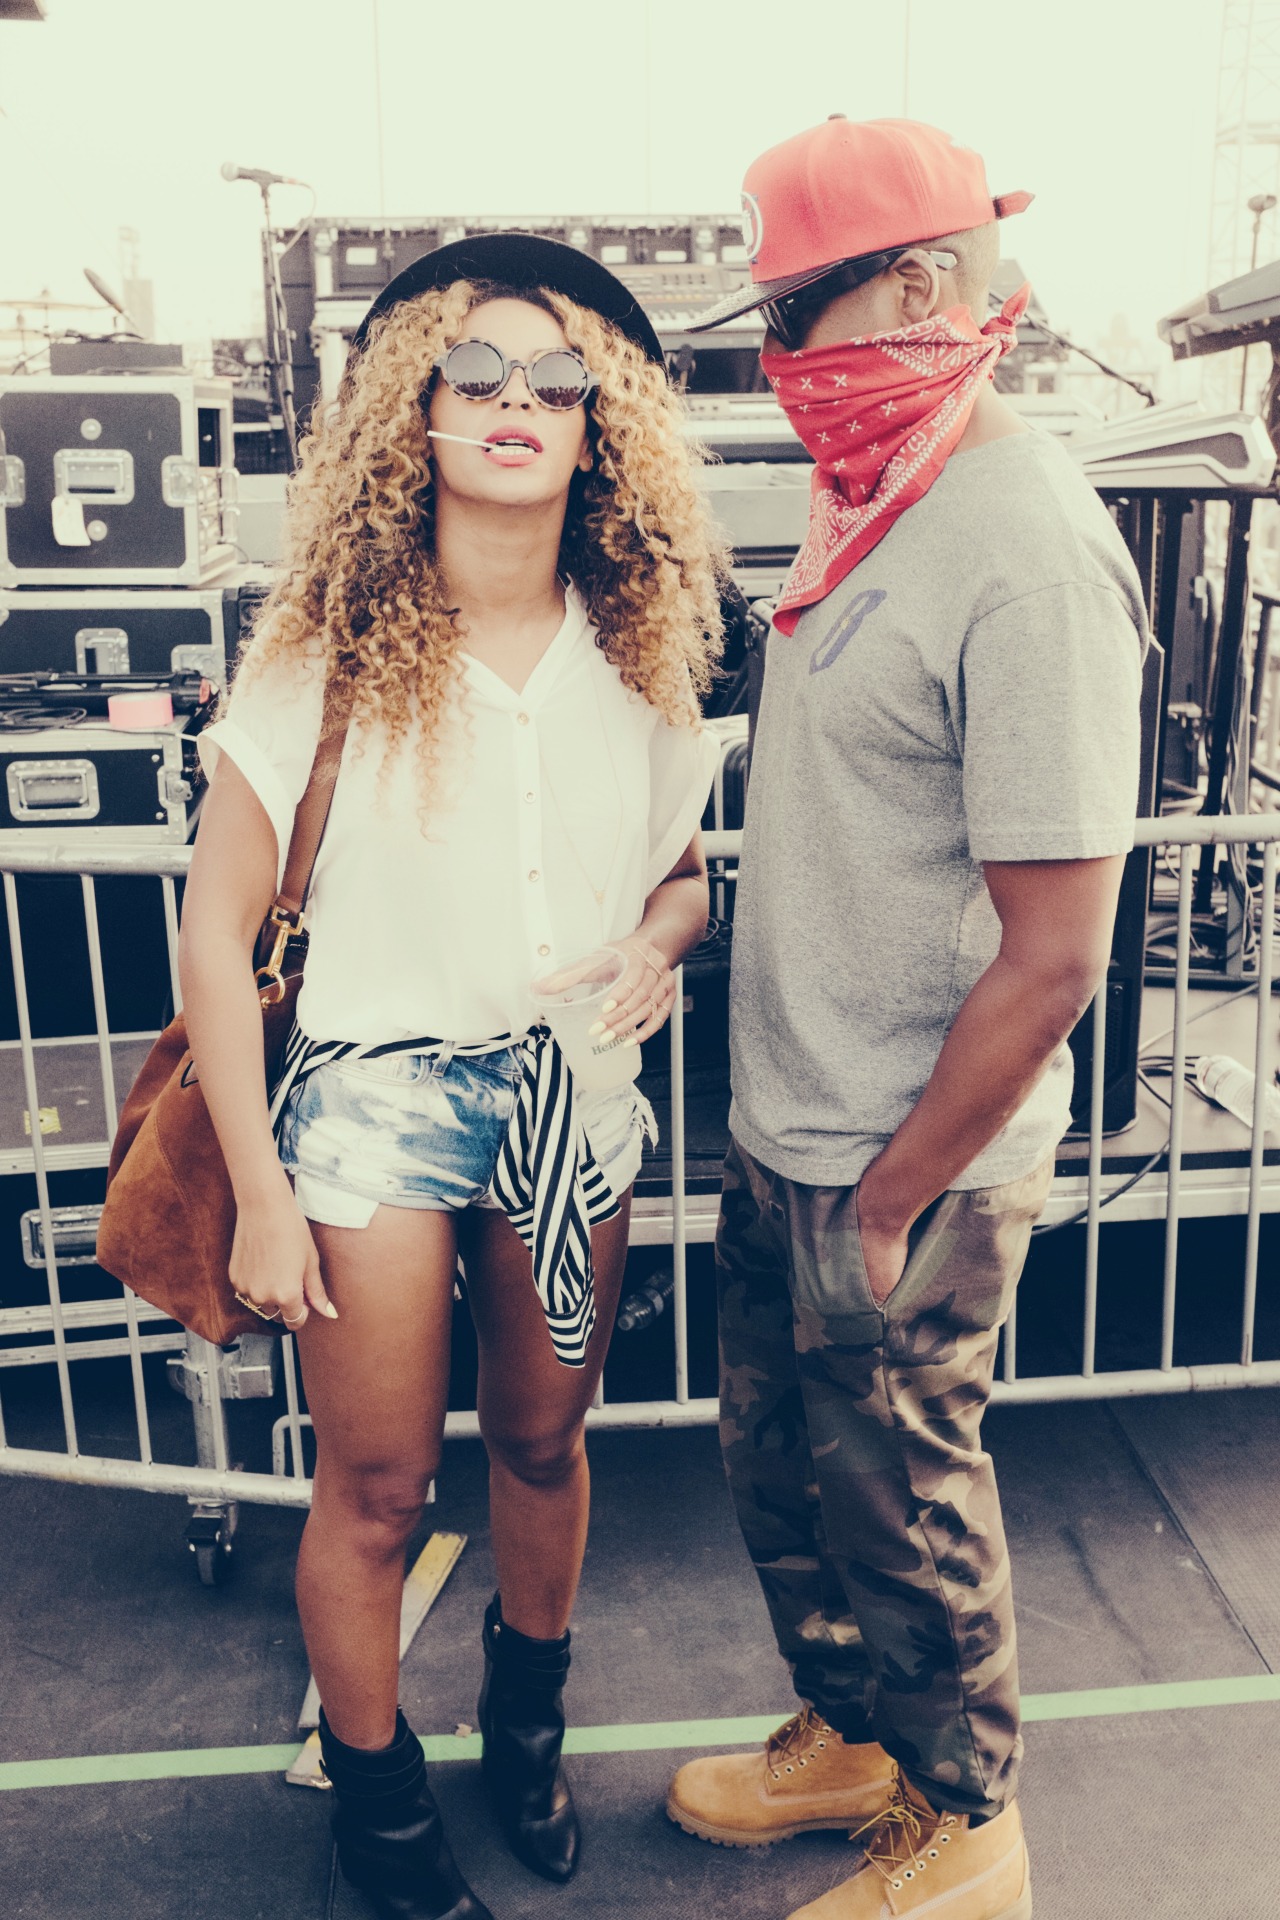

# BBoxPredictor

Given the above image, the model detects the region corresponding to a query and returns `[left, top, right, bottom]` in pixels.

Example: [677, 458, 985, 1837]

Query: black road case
[0, 711, 207, 850]
[0, 375, 237, 587]
[0, 587, 233, 688]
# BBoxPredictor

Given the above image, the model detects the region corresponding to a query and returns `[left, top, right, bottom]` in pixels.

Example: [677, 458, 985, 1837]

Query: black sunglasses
[433, 339, 600, 411]
[760, 247, 959, 351]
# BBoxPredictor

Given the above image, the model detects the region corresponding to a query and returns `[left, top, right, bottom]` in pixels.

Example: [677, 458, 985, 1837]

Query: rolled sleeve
[645, 721, 719, 894]
[957, 581, 1145, 864]
[197, 650, 325, 888]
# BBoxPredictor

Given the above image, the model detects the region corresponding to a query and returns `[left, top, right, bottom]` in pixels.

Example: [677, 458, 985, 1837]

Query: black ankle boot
[477, 1594, 580, 1882]
[318, 1707, 494, 1920]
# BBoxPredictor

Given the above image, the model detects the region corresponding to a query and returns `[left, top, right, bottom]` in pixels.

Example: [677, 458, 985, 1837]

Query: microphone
[220, 161, 306, 188]
[83, 267, 142, 335]
[83, 266, 129, 316]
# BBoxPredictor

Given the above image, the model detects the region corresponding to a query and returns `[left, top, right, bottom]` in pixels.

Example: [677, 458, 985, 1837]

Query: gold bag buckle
[255, 905, 304, 1007]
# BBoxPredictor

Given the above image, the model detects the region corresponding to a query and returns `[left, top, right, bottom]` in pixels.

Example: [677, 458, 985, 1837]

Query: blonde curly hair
[234, 279, 729, 798]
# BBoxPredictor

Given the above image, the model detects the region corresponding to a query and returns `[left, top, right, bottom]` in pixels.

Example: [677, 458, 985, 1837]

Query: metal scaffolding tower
[1208, 0, 1280, 407]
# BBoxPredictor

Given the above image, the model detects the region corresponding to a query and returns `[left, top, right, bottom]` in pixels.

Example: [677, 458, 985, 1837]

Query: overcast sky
[0, 0, 1229, 361]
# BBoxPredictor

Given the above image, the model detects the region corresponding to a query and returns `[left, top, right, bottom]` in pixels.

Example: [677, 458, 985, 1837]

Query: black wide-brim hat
[348, 231, 665, 368]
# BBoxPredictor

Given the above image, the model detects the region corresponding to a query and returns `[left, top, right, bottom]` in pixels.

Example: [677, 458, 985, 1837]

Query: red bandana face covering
[763, 287, 1029, 635]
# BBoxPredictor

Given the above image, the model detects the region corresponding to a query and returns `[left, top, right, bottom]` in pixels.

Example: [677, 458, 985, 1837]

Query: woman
[178, 235, 726, 1920]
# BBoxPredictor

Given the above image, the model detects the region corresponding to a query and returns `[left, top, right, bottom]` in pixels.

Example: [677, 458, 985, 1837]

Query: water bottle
[1194, 1054, 1280, 1136]
[616, 1267, 675, 1333]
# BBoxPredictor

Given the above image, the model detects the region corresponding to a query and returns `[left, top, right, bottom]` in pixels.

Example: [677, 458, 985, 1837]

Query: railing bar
[119, 1285, 154, 1466]
[1133, 812, 1280, 848]
[0, 1334, 186, 1369]
[0, 847, 196, 877]
[281, 1334, 306, 1480]
[1082, 979, 1107, 1378]
[160, 875, 183, 1016]
[1162, 851, 1194, 1373]
[1241, 840, 1277, 1366]
[6, 821, 1276, 878]
[0, 1297, 172, 1334]
[211, 1341, 231, 1474]
[1264, 652, 1280, 773]
[1002, 1295, 1018, 1385]
[81, 876, 119, 1139]
[2, 872, 79, 1456]
[81, 874, 152, 1461]
[671, 965, 689, 1407]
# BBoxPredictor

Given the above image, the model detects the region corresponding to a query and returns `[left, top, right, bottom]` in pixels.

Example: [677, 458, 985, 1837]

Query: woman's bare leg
[294, 1206, 459, 1750]
[459, 1196, 632, 1640]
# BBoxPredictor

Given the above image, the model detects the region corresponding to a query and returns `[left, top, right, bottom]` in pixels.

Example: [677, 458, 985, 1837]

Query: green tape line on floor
[4, 1674, 1280, 1792]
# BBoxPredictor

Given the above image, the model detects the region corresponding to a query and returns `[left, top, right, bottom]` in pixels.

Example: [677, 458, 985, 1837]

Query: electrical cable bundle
[1031, 980, 1265, 1237]
[0, 704, 88, 730]
[1146, 553, 1280, 974]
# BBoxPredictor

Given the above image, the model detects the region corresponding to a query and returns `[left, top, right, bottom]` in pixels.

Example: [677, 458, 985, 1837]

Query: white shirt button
[538, 943, 550, 957]
[516, 712, 530, 726]
[528, 869, 540, 882]
[525, 791, 535, 802]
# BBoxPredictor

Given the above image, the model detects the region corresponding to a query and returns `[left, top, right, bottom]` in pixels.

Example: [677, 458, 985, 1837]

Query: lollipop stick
[427, 429, 494, 450]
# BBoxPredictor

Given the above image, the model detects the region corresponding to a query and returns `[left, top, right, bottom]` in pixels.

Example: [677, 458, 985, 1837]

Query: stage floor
[3, 1369, 1280, 1919]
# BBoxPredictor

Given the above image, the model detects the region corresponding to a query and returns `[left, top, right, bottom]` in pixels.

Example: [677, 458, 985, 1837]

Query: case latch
[0, 455, 25, 508]
[161, 456, 199, 506]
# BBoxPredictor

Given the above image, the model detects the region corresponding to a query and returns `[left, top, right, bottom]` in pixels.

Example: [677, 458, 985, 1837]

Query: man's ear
[891, 249, 944, 324]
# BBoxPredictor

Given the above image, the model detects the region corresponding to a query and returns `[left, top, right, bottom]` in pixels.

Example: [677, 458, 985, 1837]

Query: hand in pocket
[854, 1185, 911, 1309]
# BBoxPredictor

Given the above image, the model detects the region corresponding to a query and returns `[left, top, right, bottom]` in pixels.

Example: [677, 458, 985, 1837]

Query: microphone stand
[257, 180, 299, 471]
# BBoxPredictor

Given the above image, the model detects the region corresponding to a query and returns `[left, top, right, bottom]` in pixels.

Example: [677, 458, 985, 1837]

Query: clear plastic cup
[529, 946, 642, 1090]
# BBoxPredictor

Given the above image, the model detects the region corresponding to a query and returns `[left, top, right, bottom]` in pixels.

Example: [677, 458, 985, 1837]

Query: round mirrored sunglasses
[434, 339, 599, 411]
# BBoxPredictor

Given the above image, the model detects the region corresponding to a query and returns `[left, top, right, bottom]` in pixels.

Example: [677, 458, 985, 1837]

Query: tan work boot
[666, 1706, 894, 1847]
[787, 1769, 1031, 1919]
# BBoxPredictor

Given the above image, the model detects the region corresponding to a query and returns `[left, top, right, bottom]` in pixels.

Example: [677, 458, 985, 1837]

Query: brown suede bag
[96, 729, 346, 1345]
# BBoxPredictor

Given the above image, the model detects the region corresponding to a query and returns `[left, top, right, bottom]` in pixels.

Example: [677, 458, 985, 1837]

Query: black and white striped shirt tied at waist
[267, 1025, 619, 1368]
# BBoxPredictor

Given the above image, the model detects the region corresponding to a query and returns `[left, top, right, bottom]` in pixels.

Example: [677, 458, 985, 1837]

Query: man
[666, 118, 1146, 1920]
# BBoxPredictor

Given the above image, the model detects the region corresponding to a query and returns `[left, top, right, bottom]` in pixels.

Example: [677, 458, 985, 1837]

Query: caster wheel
[193, 1539, 233, 1587]
[186, 1510, 235, 1586]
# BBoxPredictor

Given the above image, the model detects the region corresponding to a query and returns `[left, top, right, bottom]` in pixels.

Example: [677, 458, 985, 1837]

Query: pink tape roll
[108, 691, 174, 730]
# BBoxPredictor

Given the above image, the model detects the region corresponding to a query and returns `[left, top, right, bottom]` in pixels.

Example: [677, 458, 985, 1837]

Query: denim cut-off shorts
[277, 1044, 657, 1230]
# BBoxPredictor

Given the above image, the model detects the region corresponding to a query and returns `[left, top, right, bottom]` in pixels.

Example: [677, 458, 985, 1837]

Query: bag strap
[277, 724, 348, 921]
[253, 722, 349, 992]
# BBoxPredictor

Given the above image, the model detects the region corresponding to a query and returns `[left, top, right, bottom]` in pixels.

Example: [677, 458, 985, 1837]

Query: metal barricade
[0, 819, 1278, 1551]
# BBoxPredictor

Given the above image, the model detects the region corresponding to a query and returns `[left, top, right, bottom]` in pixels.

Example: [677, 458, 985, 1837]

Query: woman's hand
[228, 1176, 337, 1332]
[591, 933, 678, 1047]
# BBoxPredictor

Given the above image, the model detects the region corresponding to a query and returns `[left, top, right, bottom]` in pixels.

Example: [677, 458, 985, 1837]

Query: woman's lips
[484, 429, 543, 467]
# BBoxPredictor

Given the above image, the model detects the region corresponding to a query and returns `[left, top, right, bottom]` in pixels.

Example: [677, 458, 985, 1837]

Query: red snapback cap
[690, 116, 1032, 332]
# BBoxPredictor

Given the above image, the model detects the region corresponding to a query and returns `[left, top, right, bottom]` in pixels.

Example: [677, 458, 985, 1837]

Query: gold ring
[234, 1293, 282, 1323]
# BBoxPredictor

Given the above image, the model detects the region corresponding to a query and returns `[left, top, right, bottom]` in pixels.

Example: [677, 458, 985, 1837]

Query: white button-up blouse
[199, 588, 719, 1045]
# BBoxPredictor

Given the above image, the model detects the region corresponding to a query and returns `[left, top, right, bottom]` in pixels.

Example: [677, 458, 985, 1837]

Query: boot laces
[765, 1705, 831, 1778]
[858, 1767, 958, 1890]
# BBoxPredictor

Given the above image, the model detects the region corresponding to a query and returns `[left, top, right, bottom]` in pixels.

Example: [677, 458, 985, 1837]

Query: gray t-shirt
[729, 429, 1148, 1190]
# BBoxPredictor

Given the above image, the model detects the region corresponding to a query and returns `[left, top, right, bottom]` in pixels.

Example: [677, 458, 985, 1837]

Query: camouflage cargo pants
[716, 1134, 1053, 1819]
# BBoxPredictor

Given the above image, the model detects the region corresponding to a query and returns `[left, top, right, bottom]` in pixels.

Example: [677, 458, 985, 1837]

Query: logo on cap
[741, 191, 765, 264]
